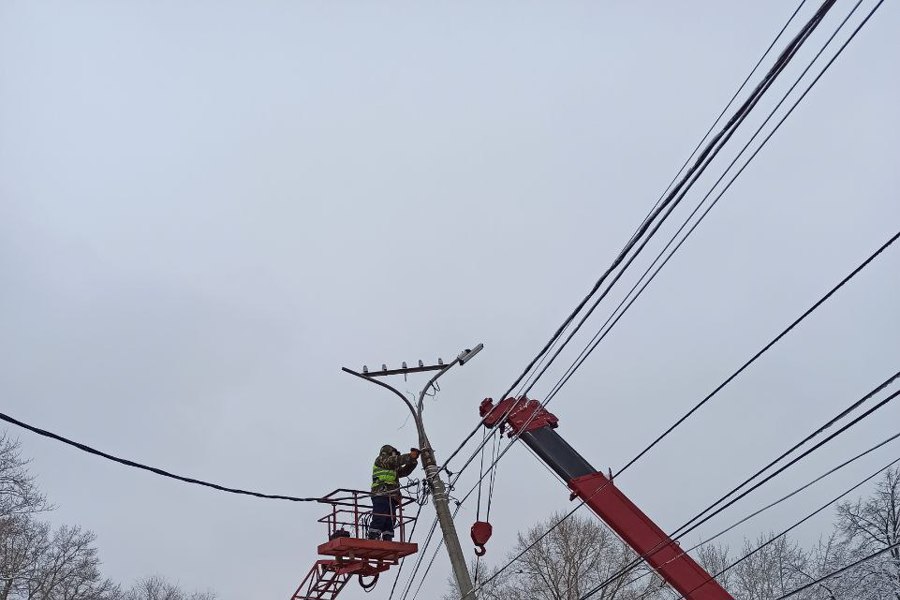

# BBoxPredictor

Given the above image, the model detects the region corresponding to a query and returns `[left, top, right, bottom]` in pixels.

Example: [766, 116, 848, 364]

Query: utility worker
[368, 445, 420, 541]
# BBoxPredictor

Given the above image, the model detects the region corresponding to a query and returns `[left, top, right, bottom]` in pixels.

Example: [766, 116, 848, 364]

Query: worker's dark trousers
[370, 495, 397, 539]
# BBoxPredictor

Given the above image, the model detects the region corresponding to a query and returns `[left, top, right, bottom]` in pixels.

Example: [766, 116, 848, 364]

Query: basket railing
[316, 488, 418, 543]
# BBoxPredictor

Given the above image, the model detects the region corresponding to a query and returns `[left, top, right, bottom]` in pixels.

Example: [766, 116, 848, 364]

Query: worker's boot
[366, 529, 381, 540]
[381, 532, 394, 542]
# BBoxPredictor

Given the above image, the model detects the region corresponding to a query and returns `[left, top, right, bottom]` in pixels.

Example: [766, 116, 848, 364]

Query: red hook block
[471, 521, 493, 556]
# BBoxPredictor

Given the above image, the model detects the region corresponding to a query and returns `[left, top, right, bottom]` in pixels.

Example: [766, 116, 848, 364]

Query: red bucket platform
[290, 489, 419, 600]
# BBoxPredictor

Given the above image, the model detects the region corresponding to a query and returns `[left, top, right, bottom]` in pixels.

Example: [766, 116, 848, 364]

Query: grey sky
[1, 1, 898, 599]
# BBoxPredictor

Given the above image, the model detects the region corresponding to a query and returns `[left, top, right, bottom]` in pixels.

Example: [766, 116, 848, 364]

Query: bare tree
[835, 467, 900, 600]
[444, 512, 666, 600]
[24, 525, 118, 600]
[442, 558, 514, 600]
[0, 432, 216, 600]
[1, 434, 52, 600]
[695, 542, 734, 595]
[728, 535, 811, 600]
[0, 434, 49, 524]
[798, 532, 855, 600]
[122, 577, 215, 600]
[0, 518, 51, 600]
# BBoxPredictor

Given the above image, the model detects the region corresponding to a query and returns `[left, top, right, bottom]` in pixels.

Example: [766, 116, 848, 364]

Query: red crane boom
[480, 397, 733, 600]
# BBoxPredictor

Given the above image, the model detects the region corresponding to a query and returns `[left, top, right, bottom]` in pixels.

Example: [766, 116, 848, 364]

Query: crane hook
[471, 521, 493, 557]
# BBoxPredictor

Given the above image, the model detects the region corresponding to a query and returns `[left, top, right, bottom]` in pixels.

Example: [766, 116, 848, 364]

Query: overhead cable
[595, 431, 900, 598]
[774, 541, 900, 599]
[454, 227, 900, 528]
[666, 454, 900, 600]
[576, 382, 900, 599]
[541, 0, 869, 414]
[461, 0, 883, 506]
[442, 0, 838, 488]
[468, 371, 900, 599]
[0, 410, 325, 503]
[615, 0, 888, 478]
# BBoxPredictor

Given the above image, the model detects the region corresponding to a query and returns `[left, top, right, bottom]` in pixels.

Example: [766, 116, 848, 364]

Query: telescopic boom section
[479, 398, 733, 600]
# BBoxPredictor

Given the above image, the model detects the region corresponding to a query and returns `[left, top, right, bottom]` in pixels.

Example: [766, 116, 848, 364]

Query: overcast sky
[1, 1, 898, 599]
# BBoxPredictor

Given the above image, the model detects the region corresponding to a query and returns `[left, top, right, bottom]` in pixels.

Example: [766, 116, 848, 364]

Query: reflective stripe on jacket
[372, 465, 398, 490]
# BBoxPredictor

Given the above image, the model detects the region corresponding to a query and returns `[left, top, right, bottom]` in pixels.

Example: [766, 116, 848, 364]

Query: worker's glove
[409, 447, 421, 459]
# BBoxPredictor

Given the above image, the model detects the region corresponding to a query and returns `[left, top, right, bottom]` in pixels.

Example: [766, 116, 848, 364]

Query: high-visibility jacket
[371, 445, 418, 496]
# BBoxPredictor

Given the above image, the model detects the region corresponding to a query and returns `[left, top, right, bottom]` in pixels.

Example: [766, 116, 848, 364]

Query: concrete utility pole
[343, 343, 483, 600]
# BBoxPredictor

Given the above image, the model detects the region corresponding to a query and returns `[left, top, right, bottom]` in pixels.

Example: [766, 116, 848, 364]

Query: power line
[386, 501, 427, 600]
[595, 431, 900, 599]
[633, 0, 810, 236]
[470, 370, 900, 599]
[501, 0, 810, 469]
[471, 0, 878, 504]
[647, 452, 900, 600]
[509, 0, 803, 399]
[454, 9, 896, 589]
[453, 225, 900, 540]
[441, 0, 838, 492]
[577, 380, 900, 599]
[615, 0, 887, 479]
[683, 429, 900, 553]
[540, 0, 867, 413]
[0, 410, 325, 503]
[454, 219, 900, 594]
[410, 537, 447, 600]
[396, 515, 440, 600]
[445, 0, 845, 496]
[775, 541, 900, 600]
[618, 229, 900, 478]
[665, 369, 900, 542]
[418, 0, 888, 594]
[508, 0, 836, 409]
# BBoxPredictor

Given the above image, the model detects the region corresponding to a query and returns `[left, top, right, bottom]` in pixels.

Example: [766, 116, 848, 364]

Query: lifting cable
[474, 429, 489, 523]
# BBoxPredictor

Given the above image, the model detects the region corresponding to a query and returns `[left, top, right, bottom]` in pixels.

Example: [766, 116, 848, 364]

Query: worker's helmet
[380, 444, 399, 456]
